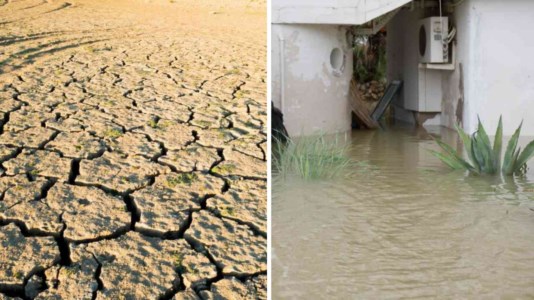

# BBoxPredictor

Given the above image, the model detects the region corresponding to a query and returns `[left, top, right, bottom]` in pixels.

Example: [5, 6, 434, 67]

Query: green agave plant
[431, 116, 534, 175]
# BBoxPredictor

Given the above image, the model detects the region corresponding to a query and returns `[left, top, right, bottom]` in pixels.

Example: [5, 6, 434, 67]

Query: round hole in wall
[330, 47, 345, 75]
[419, 25, 426, 57]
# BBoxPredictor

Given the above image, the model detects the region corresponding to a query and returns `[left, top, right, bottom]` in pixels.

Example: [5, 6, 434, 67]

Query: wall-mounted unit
[418, 17, 448, 63]
[403, 68, 443, 113]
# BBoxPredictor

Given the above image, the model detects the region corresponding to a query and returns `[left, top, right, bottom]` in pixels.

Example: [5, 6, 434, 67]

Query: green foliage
[272, 134, 353, 180]
[353, 34, 387, 83]
[431, 116, 534, 175]
[165, 173, 199, 188]
[103, 128, 122, 139]
[212, 163, 236, 174]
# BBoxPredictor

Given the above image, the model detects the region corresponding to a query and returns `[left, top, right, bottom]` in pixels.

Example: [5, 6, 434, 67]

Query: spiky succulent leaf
[503, 122, 522, 175]
[493, 116, 503, 172]
[455, 123, 479, 170]
[477, 116, 492, 152]
[513, 140, 534, 174]
[429, 150, 465, 169]
[470, 135, 484, 172]
[475, 119, 496, 173]
[472, 134, 496, 174]
[433, 138, 475, 172]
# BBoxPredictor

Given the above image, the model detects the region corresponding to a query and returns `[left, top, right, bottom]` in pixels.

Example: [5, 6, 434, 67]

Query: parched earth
[0, 0, 267, 299]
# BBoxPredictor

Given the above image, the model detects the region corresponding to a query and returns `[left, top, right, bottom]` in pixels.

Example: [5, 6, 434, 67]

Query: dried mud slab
[196, 128, 237, 148]
[45, 115, 86, 133]
[185, 211, 267, 276]
[51, 103, 93, 119]
[34, 252, 99, 300]
[207, 180, 266, 235]
[140, 100, 191, 123]
[3, 108, 55, 132]
[107, 132, 161, 158]
[0, 100, 22, 115]
[231, 115, 264, 135]
[45, 131, 106, 159]
[227, 134, 265, 160]
[45, 183, 130, 242]
[134, 121, 195, 151]
[212, 149, 265, 179]
[0, 147, 17, 162]
[202, 74, 244, 101]
[2, 149, 71, 181]
[0, 176, 63, 236]
[199, 276, 267, 300]
[171, 289, 200, 300]
[77, 152, 168, 193]
[84, 94, 135, 111]
[0, 127, 56, 148]
[190, 107, 231, 129]
[111, 108, 156, 131]
[158, 145, 220, 172]
[0, 224, 60, 291]
[69, 232, 216, 298]
[132, 173, 224, 236]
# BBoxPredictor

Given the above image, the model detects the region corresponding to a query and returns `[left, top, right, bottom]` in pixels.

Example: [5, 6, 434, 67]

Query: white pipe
[278, 34, 285, 115]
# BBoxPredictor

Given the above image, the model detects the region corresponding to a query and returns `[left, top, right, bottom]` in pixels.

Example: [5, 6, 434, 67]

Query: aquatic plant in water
[431, 116, 534, 175]
[272, 134, 353, 180]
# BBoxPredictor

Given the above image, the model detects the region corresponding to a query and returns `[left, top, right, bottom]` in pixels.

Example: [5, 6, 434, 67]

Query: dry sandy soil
[0, 0, 266, 298]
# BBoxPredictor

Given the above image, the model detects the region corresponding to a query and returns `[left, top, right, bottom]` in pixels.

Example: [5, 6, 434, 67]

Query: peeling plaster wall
[441, 1, 473, 131]
[453, 0, 534, 135]
[271, 24, 353, 136]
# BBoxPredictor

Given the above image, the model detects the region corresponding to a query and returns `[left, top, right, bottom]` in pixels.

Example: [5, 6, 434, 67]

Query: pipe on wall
[278, 34, 285, 114]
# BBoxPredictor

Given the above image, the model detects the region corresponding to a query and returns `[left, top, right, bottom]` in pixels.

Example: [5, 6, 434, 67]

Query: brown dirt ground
[0, 0, 266, 298]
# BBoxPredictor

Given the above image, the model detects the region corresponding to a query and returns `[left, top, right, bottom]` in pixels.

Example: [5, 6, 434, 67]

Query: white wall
[272, 0, 412, 25]
[454, 0, 534, 135]
[272, 24, 353, 136]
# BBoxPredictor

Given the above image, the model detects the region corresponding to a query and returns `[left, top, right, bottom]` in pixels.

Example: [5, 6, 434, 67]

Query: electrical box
[418, 17, 449, 63]
[403, 68, 443, 113]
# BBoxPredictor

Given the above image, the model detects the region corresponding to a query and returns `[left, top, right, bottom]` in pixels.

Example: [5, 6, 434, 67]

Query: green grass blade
[493, 116, 503, 172]
[513, 139, 534, 174]
[503, 121, 522, 174]
[274, 133, 353, 180]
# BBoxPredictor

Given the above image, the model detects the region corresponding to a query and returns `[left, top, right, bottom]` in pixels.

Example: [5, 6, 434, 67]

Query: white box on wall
[418, 17, 449, 63]
[403, 67, 442, 112]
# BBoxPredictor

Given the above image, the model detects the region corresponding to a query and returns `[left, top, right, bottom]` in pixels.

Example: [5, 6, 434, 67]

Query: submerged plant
[431, 116, 534, 175]
[272, 134, 353, 180]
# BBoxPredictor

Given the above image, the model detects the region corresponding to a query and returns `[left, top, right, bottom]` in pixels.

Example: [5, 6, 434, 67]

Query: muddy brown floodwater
[273, 125, 534, 299]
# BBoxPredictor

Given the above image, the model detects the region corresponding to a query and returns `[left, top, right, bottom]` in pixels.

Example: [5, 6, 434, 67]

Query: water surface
[273, 125, 534, 299]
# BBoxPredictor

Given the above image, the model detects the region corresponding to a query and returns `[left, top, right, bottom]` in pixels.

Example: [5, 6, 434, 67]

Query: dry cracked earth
[0, 0, 266, 299]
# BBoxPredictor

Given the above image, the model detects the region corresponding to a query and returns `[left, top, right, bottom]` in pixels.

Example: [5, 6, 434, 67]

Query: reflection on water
[273, 125, 534, 299]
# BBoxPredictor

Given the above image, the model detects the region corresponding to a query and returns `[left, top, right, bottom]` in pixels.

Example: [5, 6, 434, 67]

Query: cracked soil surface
[0, 0, 266, 298]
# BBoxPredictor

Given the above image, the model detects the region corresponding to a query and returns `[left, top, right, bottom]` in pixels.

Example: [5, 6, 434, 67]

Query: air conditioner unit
[418, 17, 448, 63]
